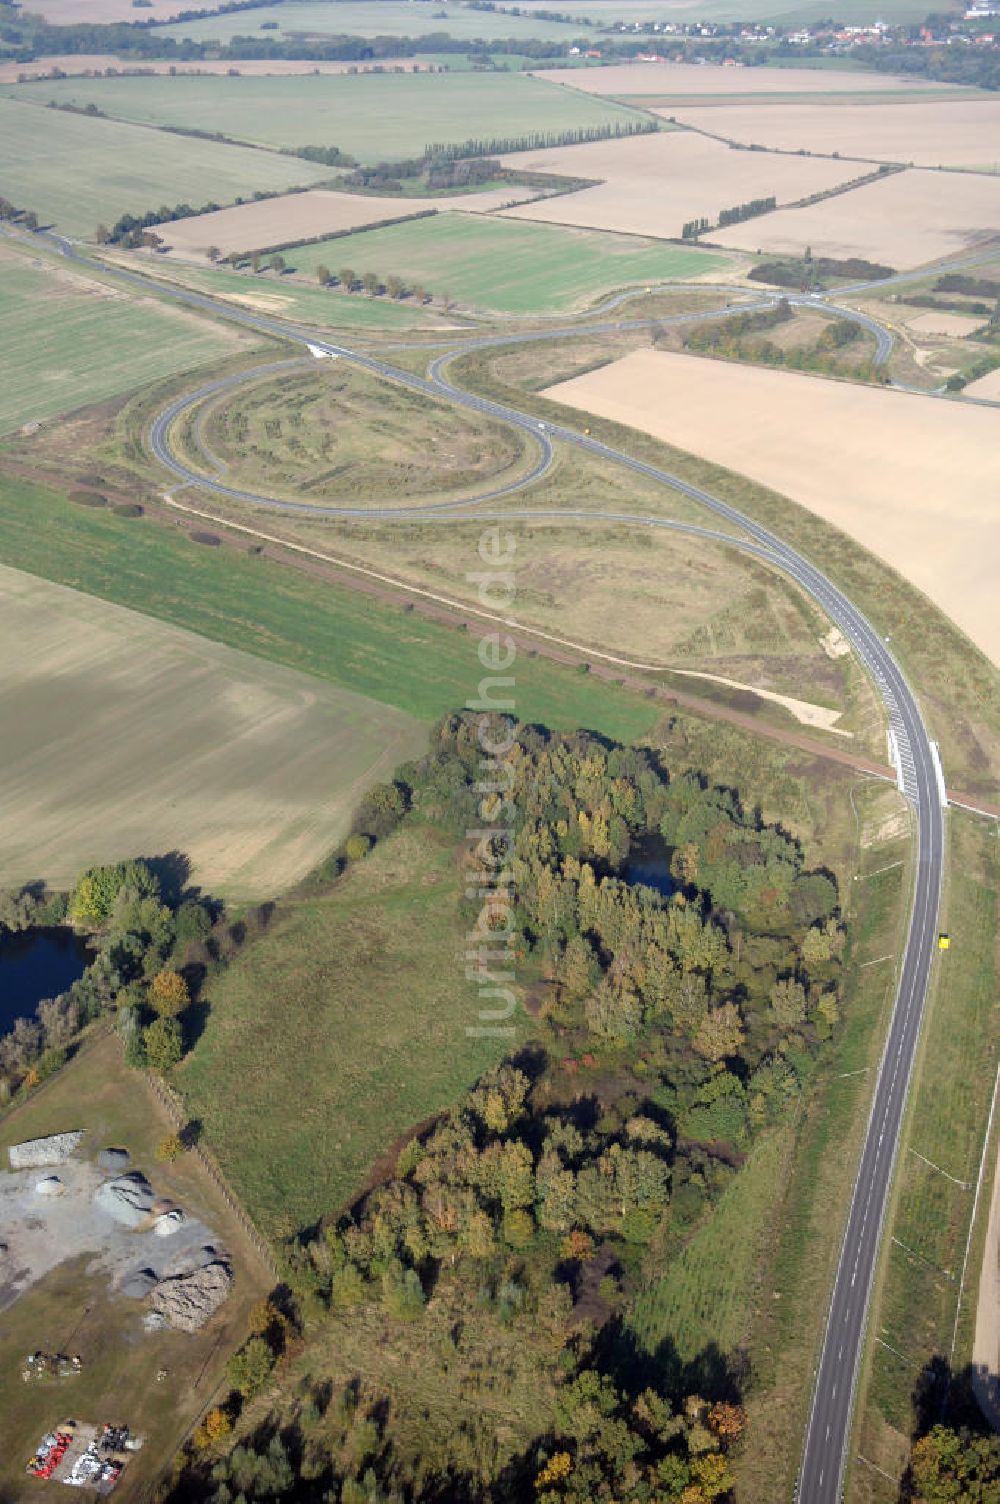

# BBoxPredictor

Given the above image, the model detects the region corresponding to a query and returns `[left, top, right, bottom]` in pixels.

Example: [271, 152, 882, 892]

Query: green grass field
[0, 473, 661, 744]
[2, 72, 649, 159]
[177, 822, 526, 1238]
[126, 256, 447, 330]
[160, 0, 591, 42]
[283, 214, 730, 314]
[0, 561, 427, 898]
[0, 97, 330, 238]
[0, 244, 263, 433]
[629, 1126, 796, 1363]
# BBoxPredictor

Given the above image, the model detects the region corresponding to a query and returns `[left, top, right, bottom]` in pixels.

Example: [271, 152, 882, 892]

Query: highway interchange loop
[50, 230, 954, 1501]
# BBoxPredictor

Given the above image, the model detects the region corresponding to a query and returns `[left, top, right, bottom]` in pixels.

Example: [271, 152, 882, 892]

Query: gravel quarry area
[0, 1153, 231, 1328]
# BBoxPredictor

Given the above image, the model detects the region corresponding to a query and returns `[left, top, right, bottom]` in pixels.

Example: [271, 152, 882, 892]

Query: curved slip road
[43, 229, 945, 1500]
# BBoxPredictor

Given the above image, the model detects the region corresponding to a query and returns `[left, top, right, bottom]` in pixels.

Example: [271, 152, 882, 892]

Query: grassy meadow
[124, 255, 448, 329]
[0, 562, 427, 898]
[0, 473, 661, 744]
[177, 822, 525, 1238]
[283, 214, 730, 314]
[160, 0, 590, 42]
[0, 98, 331, 238]
[193, 360, 532, 504]
[0, 243, 262, 433]
[2, 71, 649, 159]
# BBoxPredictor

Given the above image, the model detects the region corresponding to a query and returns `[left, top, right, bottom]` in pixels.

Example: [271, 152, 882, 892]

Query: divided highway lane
[43, 230, 943, 1500]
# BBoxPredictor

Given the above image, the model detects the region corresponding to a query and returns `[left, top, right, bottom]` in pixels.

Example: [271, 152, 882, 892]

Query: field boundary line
[145, 1069, 279, 1279]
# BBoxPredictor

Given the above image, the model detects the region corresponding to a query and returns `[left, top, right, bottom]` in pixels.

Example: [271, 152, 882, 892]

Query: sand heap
[8, 1132, 83, 1169]
[94, 1173, 155, 1228]
[148, 1261, 233, 1332]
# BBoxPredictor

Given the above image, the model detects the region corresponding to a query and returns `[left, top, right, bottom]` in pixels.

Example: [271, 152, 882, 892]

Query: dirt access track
[543, 347, 1000, 668]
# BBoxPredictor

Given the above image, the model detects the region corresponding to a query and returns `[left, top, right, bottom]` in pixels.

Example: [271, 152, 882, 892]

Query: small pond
[623, 832, 676, 900]
[0, 928, 91, 1033]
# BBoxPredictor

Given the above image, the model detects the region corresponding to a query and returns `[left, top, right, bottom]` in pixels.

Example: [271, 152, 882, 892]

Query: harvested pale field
[0, 565, 426, 898]
[537, 61, 951, 96]
[543, 347, 1000, 665]
[517, 0, 940, 21]
[161, 187, 534, 260]
[965, 366, 1000, 400]
[23, 0, 192, 20]
[709, 168, 1000, 270]
[499, 130, 861, 240]
[905, 309, 988, 337]
[668, 99, 1000, 171]
[0, 55, 436, 83]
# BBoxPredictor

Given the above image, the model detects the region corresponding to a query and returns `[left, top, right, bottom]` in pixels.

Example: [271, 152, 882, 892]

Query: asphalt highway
[46, 230, 947, 1499]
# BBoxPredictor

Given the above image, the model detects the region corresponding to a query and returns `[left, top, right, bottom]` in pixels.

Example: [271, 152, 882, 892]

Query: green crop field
[125, 256, 447, 330]
[0, 97, 330, 238]
[283, 214, 731, 314]
[160, 0, 592, 43]
[0, 244, 263, 432]
[0, 562, 427, 898]
[178, 820, 527, 1237]
[0, 474, 662, 745]
[1, 71, 650, 160]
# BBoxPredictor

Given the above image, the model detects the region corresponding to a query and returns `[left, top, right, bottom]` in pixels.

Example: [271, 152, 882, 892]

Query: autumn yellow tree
[149, 969, 190, 1017]
[155, 1133, 183, 1162]
[694, 1002, 745, 1062]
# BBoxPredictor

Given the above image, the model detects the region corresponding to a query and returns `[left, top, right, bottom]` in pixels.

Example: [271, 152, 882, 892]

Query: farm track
[44, 230, 953, 1501]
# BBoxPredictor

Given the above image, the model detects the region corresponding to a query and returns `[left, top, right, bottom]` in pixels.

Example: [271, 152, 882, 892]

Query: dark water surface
[0, 928, 90, 1031]
[623, 832, 676, 899]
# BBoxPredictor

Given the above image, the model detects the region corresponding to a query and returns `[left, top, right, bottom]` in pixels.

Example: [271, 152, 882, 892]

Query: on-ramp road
[50, 232, 947, 1500]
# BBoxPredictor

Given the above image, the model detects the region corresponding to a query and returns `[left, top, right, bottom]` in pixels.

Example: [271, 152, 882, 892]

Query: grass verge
[851, 808, 1000, 1500]
[0, 471, 660, 744]
[176, 822, 528, 1240]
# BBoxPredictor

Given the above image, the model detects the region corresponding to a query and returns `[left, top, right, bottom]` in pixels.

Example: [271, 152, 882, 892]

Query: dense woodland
[160, 713, 853, 1501]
